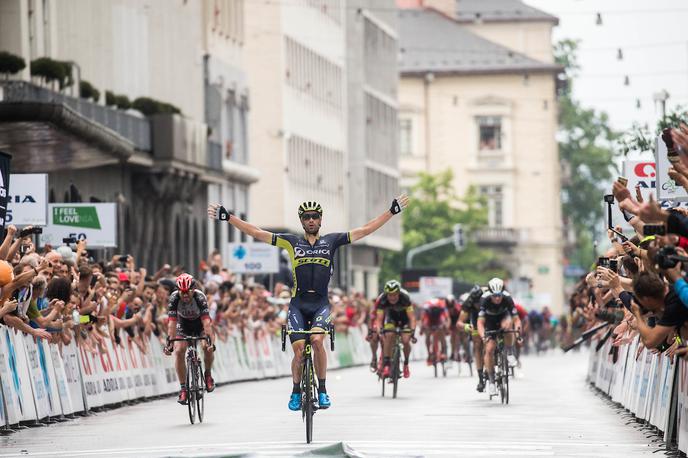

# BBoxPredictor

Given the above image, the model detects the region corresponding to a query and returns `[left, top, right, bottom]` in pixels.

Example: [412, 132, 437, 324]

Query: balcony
[474, 227, 525, 247]
[0, 81, 151, 151]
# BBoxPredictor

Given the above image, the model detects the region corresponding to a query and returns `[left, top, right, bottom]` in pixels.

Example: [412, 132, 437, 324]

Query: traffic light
[453, 223, 464, 251]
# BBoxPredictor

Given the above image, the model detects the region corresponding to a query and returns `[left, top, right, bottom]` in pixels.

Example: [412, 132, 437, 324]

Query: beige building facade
[245, 0, 401, 295]
[398, 2, 565, 312]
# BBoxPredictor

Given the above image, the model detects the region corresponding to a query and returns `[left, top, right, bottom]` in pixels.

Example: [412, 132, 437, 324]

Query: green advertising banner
[40, 203, 117, 248]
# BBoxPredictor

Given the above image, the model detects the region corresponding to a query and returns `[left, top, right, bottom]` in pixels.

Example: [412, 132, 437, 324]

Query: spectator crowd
[570, 124, 688, 386]
[0, 231, 373, 359]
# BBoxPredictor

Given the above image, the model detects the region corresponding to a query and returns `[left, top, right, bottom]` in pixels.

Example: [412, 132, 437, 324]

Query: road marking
[0, 440, 661, 458]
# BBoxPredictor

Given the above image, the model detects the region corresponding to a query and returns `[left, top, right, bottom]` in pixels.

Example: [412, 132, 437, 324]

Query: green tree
[380, 170, 507, 287]
[556, 39, 619, 267]
[0, 51, 25, 78]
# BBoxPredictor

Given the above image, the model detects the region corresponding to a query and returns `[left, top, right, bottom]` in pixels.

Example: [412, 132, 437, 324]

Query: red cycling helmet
[176, 273, 195, 292]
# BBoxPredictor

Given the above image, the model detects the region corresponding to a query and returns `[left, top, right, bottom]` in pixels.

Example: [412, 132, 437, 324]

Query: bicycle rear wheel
[503, 351, 510, 405]
[303, 357, 314, 444]
[196, 360, 205, 423]
[392, 344, 400, 399]
[187, 356, 197, 424]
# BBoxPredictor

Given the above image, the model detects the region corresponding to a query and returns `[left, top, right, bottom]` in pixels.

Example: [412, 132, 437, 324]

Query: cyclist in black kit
[208, 194, 408, 411]
[477, 278, 521, 397]
[163, 273, 216, 405]
[457, 285, 487, 392]
[375, 280, 416, 379]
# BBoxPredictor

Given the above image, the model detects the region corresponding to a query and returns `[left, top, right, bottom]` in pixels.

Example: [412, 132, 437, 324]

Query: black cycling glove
[390, 198, 403, 215]
[216, 205, 232, 221]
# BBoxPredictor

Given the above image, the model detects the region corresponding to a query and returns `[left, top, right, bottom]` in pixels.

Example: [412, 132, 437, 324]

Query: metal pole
[405, 236, 453, 268]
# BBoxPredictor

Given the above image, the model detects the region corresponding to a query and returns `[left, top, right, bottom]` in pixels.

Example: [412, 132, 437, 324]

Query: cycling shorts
[288, 295, 331, 343]
[176, 318, 203, 338]
[483, 311, 512, 334]
[383, 312, 410, 331]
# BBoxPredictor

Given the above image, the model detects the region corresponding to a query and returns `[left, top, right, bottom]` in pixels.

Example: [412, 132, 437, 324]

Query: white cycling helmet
[487, 277, 504, 295]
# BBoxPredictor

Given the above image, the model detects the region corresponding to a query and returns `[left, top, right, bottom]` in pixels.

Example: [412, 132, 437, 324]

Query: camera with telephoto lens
[654, 245, 688, 269]
[594, 308, 625, 325]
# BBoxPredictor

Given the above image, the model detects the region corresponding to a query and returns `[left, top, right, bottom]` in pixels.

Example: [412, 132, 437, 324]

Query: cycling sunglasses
[300, 212, 321, 221]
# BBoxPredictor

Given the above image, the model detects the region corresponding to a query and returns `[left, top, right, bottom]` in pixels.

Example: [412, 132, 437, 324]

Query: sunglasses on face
[301, 213, 321, 221]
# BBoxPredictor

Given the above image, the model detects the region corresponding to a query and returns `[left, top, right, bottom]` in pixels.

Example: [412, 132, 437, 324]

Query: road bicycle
[428, 326, 447, 378]
[380, 326, 413, 399]
[281, 323, 335, 444]
[168, 335, 210, 424]
[485, 329, 519, 405]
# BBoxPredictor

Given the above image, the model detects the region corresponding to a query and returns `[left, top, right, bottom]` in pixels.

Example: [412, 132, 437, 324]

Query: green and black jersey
[271, 232, 351, 297]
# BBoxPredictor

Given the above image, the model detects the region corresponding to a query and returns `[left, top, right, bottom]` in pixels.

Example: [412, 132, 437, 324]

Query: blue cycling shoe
[318, 392, 331, 409]
[288, 393, 302, 411]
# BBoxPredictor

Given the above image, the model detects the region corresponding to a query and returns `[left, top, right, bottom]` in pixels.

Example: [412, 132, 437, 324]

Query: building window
[399, 119, 412, 156]
[479, 185, 503, 227]
[477, 116, 502, 151]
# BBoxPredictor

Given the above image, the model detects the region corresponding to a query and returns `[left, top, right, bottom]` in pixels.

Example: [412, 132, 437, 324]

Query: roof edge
[456, 16, 559, 25]
[400, 64, 562, 77]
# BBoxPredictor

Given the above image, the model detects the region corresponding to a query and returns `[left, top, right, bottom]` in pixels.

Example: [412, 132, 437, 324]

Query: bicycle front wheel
[392, 343, 400, 399]
[304, 357, 314, 444]
[187, 356, 197, 424]
[503, 351, 510, 405]
[196, 360, 205, 423]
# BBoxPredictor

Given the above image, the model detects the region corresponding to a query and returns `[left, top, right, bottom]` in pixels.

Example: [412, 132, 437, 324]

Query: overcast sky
[525, 0, 688, 134]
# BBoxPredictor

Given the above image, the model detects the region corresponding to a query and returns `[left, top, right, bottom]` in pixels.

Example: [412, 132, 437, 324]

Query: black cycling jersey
[479, 292, 516, 317]
[167, 290, 210, 322]
[272, 232, 351, 297]
[375, 290, 413, 315]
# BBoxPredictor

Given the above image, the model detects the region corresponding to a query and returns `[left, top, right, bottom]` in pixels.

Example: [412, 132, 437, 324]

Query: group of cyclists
[368, 277, 526, 397]
[159, 194, 553, 413]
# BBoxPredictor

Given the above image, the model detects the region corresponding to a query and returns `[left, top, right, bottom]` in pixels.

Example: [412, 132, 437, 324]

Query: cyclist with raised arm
[422, 298, 449, 365]
[208, 194, 408, 411]
[457, 285, 485, 391]
[478, 278, 521, 397]
[375, 280, 416, 379]
[163, 274, 216, 405]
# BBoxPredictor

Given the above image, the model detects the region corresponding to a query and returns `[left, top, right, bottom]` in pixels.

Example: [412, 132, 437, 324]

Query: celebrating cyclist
[164, 274, 216, 405]
[477, 278, 521, 397]
[375, 280, 416, 379]
[208, 194, 408, 411]
[457, 285, 485, 391]
[422, 298, 449, 365]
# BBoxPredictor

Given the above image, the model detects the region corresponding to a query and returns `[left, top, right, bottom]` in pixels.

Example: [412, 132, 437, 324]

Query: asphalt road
[0, 350, 662, 457]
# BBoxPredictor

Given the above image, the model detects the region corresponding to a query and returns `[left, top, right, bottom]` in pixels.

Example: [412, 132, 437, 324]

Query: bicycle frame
[484, 329, 519, 404]
[280, 324, 335, 444]
[381, 327, 412, 398]
[169, 335, 210, 424]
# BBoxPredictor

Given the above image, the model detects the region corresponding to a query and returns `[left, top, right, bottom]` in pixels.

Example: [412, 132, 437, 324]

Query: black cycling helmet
[298, 201, 323, 217]
[384, 279, 401, 294]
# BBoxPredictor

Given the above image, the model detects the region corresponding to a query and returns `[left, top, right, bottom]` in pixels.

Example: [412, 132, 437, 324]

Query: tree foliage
[79, 80, 100, 102]
[380, 170, 507, 286]
[0, 51, 26, 77]
[555, 39, 619, 267]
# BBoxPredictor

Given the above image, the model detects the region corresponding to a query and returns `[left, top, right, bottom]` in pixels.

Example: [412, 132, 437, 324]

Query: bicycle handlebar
[168, 336, 211, 343]
[283, 329, 330, 335]
[381, 328, 414, 334]
[280, 325, 335, 352]
[484, 329, 521, 337]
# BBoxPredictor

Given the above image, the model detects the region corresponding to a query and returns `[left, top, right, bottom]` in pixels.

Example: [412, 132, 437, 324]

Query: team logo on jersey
[294, 247, 306, 257]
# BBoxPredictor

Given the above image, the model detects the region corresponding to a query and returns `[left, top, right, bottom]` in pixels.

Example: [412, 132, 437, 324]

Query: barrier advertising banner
[41, 203, 117, 247]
